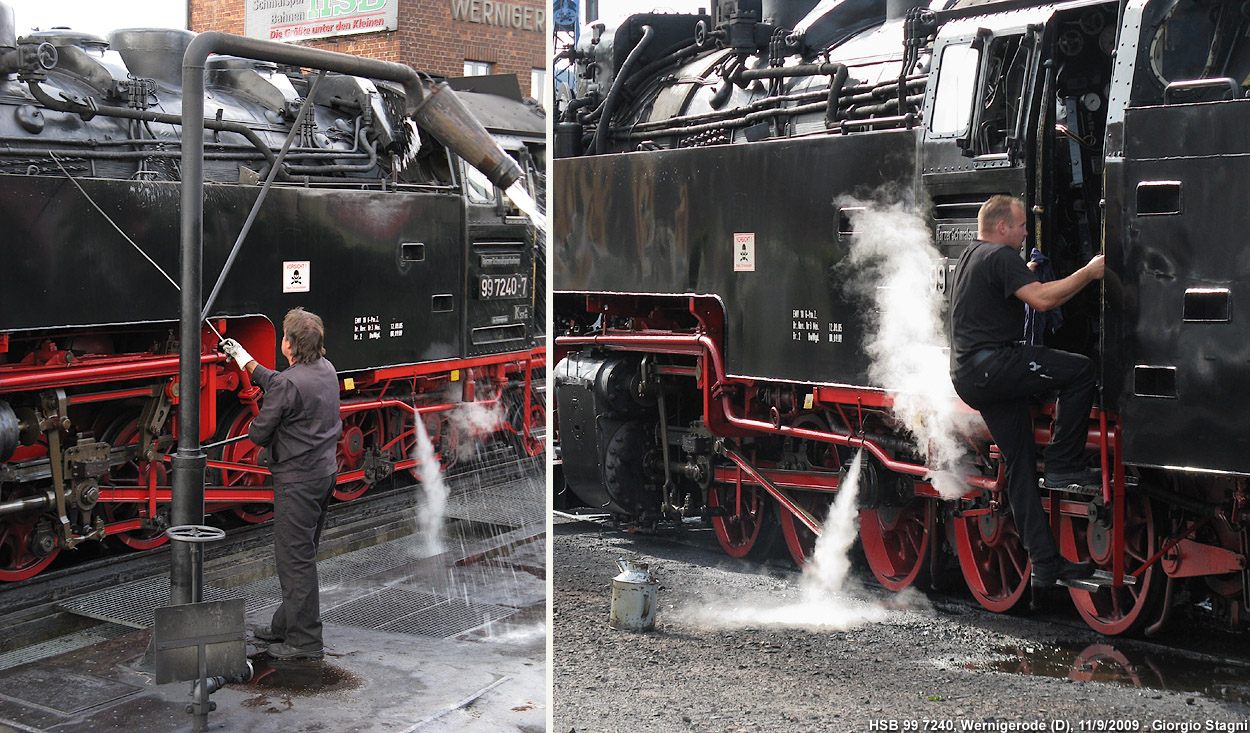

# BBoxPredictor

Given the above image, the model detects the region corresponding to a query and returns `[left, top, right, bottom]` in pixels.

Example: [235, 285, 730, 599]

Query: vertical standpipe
[173, 32, 523, 605]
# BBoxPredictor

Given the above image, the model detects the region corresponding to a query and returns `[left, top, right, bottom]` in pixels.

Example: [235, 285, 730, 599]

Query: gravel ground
[553, 517, 1250, 733]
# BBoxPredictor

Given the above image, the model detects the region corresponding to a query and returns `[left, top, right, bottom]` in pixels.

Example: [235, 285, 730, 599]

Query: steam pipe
[735, 61, 845, 81]
[624, 74, 925, 133]
[27, 80, 282, 174]
[823, 64, 849, 127]
[621, 41, 701, 94]
[556, 333, 995, 494]
[560, 95, 594, 123]
[0, 352, 226, 393]
[593, 24, 656, 154]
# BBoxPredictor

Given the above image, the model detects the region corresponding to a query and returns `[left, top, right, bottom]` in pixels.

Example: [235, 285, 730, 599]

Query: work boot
[266, 642, 323, 660]
[252, 625, 283, 643]
[1040, 467, 1101, 492]
[1031, 556, 1095, 588]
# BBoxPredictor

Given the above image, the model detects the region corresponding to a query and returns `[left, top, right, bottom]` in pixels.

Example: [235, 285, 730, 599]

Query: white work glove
[219, 338, 254, 370]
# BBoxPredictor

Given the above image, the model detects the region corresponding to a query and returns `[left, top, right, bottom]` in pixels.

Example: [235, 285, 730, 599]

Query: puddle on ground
[974, 642, 1250, 705]
[231, 654, 362, 696]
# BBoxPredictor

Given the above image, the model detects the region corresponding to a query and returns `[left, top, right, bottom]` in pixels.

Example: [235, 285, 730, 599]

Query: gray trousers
[269, 474, 335, 650]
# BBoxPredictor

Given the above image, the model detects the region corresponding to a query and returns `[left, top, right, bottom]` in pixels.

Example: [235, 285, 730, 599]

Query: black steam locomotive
[0, 5, 545, 581]
[554, 0, 1250, 635]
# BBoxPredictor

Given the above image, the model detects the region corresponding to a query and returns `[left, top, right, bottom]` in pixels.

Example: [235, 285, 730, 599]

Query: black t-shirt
[948, 240, 1038, 368]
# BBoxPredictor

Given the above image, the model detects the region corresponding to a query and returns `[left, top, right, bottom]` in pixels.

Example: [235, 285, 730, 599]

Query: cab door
[921, 16, 1046, 291]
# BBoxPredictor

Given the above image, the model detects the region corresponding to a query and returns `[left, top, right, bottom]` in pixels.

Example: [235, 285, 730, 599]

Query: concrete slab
[1, 514, 546, 732]
[0, 616, 544, 733]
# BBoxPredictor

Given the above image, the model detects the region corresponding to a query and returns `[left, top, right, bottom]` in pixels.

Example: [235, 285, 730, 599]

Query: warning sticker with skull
[733, 232, 755, 272]
[283, 261, 310, 293]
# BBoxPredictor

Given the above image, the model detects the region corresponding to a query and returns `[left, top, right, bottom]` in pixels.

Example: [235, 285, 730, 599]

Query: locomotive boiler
[0, 4, 546, 581]
[553, 0, 1250, 635]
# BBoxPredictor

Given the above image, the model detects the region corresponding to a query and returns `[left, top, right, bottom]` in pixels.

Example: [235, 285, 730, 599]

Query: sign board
[733, 232, 755, 272]
[284, 261, 310, 293]
[451, 0, 546, 32]
[245, 0, 399, 42]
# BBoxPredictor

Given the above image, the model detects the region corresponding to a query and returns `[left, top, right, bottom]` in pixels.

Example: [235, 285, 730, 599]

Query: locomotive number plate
[478, 273, 529, 300]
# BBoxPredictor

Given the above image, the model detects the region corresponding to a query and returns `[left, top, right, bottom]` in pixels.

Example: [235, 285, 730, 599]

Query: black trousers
[269, 474, 335, 650]
[951, 343, 1096, 562]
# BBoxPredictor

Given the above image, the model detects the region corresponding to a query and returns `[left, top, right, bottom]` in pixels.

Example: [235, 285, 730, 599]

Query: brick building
[190, 0, 547, 101]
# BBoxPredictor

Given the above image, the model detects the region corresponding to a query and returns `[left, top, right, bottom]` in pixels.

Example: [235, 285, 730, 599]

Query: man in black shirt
[948, 195, 1104, 587]
[221, 308, 342, 658]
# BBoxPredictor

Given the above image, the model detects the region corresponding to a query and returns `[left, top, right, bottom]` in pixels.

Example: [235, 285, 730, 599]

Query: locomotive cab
[921, 0, 1117, 362]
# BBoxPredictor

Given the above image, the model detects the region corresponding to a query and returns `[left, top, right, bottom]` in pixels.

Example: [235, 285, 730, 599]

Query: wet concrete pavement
[0, 620, 544, 733]
[0, 516, 546, 732]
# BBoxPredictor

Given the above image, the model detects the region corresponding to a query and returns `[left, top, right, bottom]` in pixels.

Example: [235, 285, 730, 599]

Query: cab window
[930, 43, 980, 136]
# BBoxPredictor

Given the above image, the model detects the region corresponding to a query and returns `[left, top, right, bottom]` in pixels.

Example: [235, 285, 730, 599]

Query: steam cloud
[841, 198, 980, 500]
[692, 451, 891, 631]
[413, 414, 448, 556]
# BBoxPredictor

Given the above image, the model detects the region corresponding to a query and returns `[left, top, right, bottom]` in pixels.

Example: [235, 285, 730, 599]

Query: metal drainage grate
[321, 587, 443, 628]
[445, 473, 545, 529]
[0, 623, 133, 672]
[317, 538, 423, 585]
[57, 576, 266, 629]
[320, 586, 517, 638]
[378, 595, 516, 638]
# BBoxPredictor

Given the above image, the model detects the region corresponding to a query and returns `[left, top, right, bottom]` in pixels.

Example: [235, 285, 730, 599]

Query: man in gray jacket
[221, 308, 342, 659]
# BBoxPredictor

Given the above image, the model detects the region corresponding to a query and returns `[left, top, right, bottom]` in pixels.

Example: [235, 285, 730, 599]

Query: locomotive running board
[1058, 569, 1137, 591]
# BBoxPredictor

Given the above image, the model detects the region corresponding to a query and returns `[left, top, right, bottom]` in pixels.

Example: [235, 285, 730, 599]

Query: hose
[593, 24, 656, 154]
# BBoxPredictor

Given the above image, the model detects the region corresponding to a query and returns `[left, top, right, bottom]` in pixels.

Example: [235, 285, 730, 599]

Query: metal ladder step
[1037, 477, 1101, 495]
[1058, 569, 1137, 591]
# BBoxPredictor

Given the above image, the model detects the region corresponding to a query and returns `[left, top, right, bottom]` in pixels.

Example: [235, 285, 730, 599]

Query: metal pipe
[824, 64, 849, 127]
[735, 61, 846, 81]
[620, 74, 925, 134]
[593, 24, 656, 154]
[556, 333, 996, 494]
[285, 124, 379, 174]
[27, 80, 282, 174]
[719, 442, 822, 534]
[0, 491, 54, 516]
[0, 352, 225, 392]
[66, 386, 156, 405]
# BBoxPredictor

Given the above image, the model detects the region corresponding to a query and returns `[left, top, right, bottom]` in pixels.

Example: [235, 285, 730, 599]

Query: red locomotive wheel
[777, 415, 844, 567]
[953, 500, 1031, 612]
[1060, 495, 1170, 636]
[391, 409, 456, 480]
[707, 480, 778, 559]
[778, 491, 830, 567]
[101, 415, 169, 550]
[334, 408, 385, 501]
[0, 512, 59, 581]
[214, 409, 273, 524]
[103, 503, 168, 551]
[860, 499, 934, 591]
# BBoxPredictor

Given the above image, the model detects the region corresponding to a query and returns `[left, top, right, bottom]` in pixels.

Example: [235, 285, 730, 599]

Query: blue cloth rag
[1024, 248, 1064, 344]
